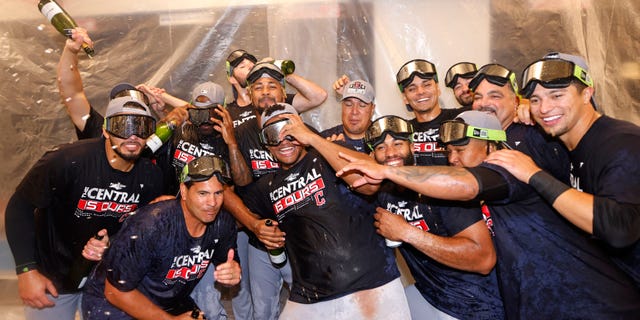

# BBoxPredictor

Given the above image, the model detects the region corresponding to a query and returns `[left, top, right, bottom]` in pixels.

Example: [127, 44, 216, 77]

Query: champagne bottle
[274, 60, 295, 76]
[66, 234, 104, 290]
[38, 0, 95, 57]
[146, 120, 177, 153]
[265, 219, 287, 268]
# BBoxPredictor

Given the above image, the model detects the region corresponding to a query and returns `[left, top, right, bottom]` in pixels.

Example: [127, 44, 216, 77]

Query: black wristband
[16, 262, 38, 275]
[529, 170, 571, 204]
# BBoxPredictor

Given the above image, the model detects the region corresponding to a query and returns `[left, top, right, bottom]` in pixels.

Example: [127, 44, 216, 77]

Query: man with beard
[365, 115, 503, 319]
[444, 62, 477, 109]
[321, 77, 376, 153]
[396, 59, 467, 166]
[485, 52, 640, 288]
[225, 49, 328, 128]
[5, 97, 164, 320]
[337, 110, 640, 318]
[242, 104, 410, 319]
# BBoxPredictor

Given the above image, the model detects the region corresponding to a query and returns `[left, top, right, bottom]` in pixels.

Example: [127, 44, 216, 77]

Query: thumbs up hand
[213, 249, 241, 286]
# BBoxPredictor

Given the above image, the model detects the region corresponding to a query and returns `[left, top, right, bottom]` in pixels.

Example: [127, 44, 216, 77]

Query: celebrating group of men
[5, 25, 640, 320]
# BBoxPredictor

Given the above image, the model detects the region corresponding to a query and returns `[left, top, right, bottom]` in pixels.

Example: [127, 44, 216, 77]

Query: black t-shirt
[153, 127, 230, 195]
[243, 149, 399, 303]
[11, 138, 163, 293]
[410, 108, 465, 166]
[570, 115, 640, 287]
[474, 161, 640, 319]
[320, 124, 367, 153]
[83, 199, 237, 315]
[377, 184, 504, 319]
[75, 105, 104, 140]
[236, 118, 280, 179]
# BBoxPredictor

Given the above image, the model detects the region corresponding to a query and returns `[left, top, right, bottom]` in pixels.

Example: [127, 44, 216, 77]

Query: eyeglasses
[188, 106, 222, 126]
[445, 62, 477, 88]
[104, 114, 156, 139]
[180, 155, 231, 184]
[226, 49, 257, 77]
[260, 118, 294, 146]
[365, 116, 413, 150]
[112, 89, 150, 106]
[439, 119, 506, 146]
[468, 64, 519, 94]
[247, 62, 285, 85]
[396, 59, 438, 91]
[520, 59, 593, 98]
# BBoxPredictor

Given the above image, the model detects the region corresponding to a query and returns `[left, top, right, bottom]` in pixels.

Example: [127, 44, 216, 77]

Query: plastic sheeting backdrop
[1, 0, 639, 236]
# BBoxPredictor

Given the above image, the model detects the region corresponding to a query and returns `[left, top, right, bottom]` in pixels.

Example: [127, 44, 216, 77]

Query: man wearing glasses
[396, 59, 468, 166]
[486, 52, 640, 289]
[5, 97, 164, 320]
[82, 155, 240, 319]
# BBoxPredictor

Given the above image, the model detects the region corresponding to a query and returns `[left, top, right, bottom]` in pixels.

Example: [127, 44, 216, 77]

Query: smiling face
[453, 76, 474, 106]
[471, 79, 518, 130]
[372, 134, 414, 167]
[263, 115, 306, 169]
[528, 83, 594, 146]
[402, 76, 441, 116]
[341, 97, 375, 139]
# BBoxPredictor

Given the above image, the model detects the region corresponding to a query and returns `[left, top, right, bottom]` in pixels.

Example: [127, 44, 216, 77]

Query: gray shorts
[279, 278, 410, 320]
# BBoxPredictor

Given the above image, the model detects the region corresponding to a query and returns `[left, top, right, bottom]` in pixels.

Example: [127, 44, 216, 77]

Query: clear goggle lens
[520, 59, 593, 98]
[365, 116, 413, 150]
[180, 155, 231, 184]
[105, 114, 156, 139]
[260, 119, 293, 146]
[247, 62, 285, 85]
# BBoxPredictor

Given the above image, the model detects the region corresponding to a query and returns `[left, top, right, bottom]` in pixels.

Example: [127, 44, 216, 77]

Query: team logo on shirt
[250, 148, 280, 172]
[76, 186, 141, 218]
[385, 200, 429, 231]
[412, 128, 444, 154]
[165, 247, 216, 283]
[269, 168, 326, 219]
[174, 140, 220, 165]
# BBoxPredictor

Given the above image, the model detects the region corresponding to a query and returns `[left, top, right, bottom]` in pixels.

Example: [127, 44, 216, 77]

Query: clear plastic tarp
[1, 0, 639, 248]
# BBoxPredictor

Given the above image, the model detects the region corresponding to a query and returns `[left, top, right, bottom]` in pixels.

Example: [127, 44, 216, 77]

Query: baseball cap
[105, 96, 152, 118]
[342, 80, 375, 104]
[260, 103, 298, 128]
[439, 111, 506, 146]
[191, 82, 226, 108]
[247, 61, 285, 86]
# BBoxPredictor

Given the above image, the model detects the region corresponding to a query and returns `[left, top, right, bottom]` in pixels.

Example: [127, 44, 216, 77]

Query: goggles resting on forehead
[365, 116, 414, 150]
[396, 59, 438, 91]
[439, 119, 506, 146]
[226, 50, 257, 77]
[260, 118, 294, 146]
[247, 62, 285, 85]
[180, 155, 231, 184]
[445, 62, 478, 88]
[469, 64, 519, 94]
[112, 89, 150, 106]
[104, 114, 156, 139]
[188, 105, 223, 126]
[520, 59, 593, 98]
